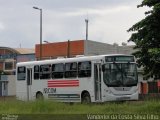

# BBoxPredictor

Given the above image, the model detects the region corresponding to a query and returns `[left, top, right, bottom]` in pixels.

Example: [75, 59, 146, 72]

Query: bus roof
[16, 54, 134, 67]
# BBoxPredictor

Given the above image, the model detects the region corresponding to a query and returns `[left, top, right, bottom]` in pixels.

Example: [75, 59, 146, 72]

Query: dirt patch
[0, 96, 16, 101]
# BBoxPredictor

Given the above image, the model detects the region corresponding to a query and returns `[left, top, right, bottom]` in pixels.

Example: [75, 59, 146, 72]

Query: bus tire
[36, 92, 43, 100]
[81, 92, 91, 104]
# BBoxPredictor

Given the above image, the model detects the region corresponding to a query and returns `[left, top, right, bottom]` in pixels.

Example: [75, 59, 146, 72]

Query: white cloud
[0, 22, 5, 30]
[87, 5, 148, 45]
[65, 6, 131, 17]
[0, 0, 149, 48]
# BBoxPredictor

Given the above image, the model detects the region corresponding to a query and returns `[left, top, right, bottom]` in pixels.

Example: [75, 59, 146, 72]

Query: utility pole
[33, 6, 43, 60]
[67, 40, 70, 58]
[85, 19, 89, 56]
[85, 19, 89, 40]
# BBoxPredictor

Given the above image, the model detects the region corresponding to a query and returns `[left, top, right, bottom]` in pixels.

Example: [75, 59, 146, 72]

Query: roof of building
[14, 48, 35, 54]
[0, 47, 35, 54]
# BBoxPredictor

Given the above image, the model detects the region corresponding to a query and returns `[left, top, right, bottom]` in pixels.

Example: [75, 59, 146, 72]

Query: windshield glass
[103, 63, 138, 87]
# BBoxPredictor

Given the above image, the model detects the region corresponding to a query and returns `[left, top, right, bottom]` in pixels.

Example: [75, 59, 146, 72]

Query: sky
[0, 0, 149, 48]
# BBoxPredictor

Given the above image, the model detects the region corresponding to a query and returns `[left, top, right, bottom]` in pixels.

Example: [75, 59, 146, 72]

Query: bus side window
[40, 64, 51, 79]
[17, 66, 26, 80]
[34, 65, 39, 80]
[65, 62, 77, 78]
[78, 61, 91, 77]
[52, 63, 64, 79]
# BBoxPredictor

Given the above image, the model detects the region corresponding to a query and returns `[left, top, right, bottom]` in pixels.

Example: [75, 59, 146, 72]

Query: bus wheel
[82, 92, 91, 104]
[36, 92, 43, 100]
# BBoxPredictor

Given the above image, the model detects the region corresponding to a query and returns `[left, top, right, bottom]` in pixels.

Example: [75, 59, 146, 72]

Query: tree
[128, 0, 160, 80]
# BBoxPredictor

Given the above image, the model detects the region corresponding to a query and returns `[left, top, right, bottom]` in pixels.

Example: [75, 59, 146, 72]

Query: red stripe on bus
[48, 84, 79, 87]
[47, 80, 79, 88]
[48, 80, 79, 83]
[48, 81, 79, 83]
[48, 83, 79, 85]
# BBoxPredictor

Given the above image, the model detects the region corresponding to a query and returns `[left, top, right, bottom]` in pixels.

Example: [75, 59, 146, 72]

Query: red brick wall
[36, 40, 84, 59]
[0, 49, 13, 55]
[0, 62, 3, 71]
[0, 49, 5, 54]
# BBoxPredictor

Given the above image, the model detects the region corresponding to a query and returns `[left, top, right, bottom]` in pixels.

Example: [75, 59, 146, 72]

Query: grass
[1, 99, 160, 120]
[0, 99, 160, 114]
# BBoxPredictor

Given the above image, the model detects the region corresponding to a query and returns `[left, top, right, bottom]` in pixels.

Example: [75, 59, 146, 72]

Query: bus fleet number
[43, 88, 56, 94]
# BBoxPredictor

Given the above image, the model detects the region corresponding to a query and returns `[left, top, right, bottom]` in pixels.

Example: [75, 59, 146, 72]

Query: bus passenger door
[27, 68, 32, 101]
[94, 63, 102, 101]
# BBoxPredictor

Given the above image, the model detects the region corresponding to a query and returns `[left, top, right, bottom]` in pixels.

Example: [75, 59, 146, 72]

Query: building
[0, 47, 35, 96]
[0, 47, 35, 74]
[35, 40, 135, 60]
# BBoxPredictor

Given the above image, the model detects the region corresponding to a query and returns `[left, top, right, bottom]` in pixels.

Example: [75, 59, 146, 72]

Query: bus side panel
[16, 80, 27, 101]
[79, 77, 95, 102]
[31, 80, 48, 100]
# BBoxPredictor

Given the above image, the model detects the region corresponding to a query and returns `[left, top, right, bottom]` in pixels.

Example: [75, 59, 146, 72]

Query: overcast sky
[0, 0, 149, 48]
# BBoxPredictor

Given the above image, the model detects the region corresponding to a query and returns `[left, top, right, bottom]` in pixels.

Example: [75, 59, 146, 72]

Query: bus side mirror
[102, 65, 105, 72]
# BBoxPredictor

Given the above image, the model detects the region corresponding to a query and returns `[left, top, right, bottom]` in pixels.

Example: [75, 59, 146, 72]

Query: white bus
[16, 54, 138, 102]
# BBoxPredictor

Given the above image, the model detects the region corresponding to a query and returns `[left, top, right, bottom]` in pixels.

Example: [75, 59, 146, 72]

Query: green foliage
[128, 0, 160, 79]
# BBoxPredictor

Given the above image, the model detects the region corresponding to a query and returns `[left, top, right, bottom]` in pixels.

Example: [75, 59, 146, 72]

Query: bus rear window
[17, 66, 26, 80]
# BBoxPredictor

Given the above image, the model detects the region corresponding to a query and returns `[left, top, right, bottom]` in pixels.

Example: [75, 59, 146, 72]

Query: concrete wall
[117, 46, 136, 55]
[85, 40, 116, 55]
[1, 75, 16, 96]
[85, 40, 135, 55]
[7, 75, 16, 96]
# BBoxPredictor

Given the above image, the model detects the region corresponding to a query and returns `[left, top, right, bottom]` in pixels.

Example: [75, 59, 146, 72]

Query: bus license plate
[116, 97, 130, 100]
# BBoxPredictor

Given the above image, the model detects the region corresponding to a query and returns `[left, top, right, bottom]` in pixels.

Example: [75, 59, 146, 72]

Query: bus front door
[94, 63, 102, 101]
[27, 68, 32, 101]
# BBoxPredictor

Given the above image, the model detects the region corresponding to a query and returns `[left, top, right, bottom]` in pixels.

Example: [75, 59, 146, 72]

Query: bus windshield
[103, 63, 138, 87]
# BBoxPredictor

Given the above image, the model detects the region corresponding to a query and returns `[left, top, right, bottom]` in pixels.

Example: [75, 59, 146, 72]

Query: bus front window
[103, 63, 138, 87]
